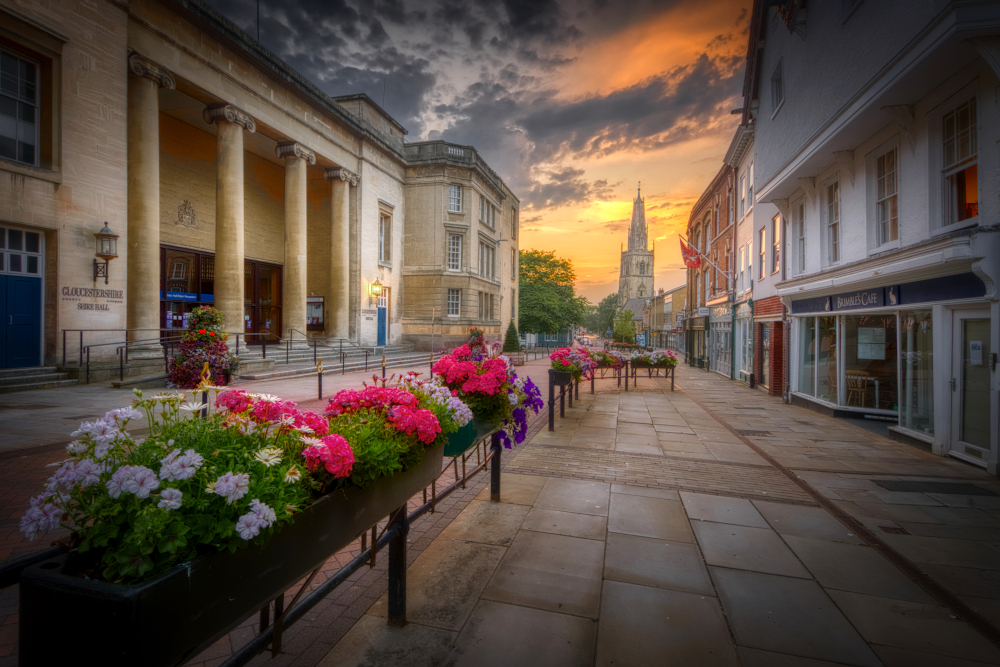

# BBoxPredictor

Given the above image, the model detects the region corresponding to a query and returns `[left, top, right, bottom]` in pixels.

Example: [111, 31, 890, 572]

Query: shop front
[686, 313, 707, 368]
[735, 300, 753, 386]
[709, 303, 732, 379]
[788, 272, 994, 469]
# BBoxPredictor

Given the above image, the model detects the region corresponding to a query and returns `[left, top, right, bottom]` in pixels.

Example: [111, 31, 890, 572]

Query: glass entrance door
[951, 310, 992, 465]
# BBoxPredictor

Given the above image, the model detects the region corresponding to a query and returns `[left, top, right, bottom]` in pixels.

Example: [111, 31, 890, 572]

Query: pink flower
[302, 434, 355, 479]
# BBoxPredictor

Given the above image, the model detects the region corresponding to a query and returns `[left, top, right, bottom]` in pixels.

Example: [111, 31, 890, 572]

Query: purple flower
[214, 472, 250, 505]
[235, 512, 262, 540]
[107, 465, 134, 499]
[157, 487, 183, 510]
[74, 459, 103, 488]
[249, 499, 276, 527]
[125, 466, 159, 499]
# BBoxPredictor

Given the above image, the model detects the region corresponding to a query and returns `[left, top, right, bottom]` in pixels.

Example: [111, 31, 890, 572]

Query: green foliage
[587, 293, 619, 336]
[186, 306, 227, 338]
[518, 249, 587, 335]
[612, 309, 637, 344]
[329, 411, 424, 489]
[502, 321, 521, 353]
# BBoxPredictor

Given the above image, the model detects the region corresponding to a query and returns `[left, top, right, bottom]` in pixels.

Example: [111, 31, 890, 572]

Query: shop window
[941, 96, 977, 226]
[447, 288, 461, 317]
[0, 48, 37, 165]
[448, 234, 462, 271]
[448, 184, 462, 212]
[900, 310, 933, 435]
[816, 316, 837, 403]
[843, 314, 897, 411]
[799, 317, 817, 396]
[759, 323, 771, 387]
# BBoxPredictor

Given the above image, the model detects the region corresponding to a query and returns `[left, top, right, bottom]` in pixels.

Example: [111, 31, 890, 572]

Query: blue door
[377, 306, 387, 346]
[3, 274, 41, 368]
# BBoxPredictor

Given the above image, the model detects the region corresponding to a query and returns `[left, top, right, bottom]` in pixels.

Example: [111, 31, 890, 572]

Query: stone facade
[0, 0, 517, 369]
[401, 142, 519, 351]
[617, 189, 654, 303]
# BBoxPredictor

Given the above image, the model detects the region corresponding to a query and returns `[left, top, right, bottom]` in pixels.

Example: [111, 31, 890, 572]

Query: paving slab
[753, 500, 864, 545]
[693, 522, 811, 578]
[604, 532, 714, 595]
[595, 580, 738, 667]
[782, 535, 936, 604]
[681, 492, 770, 528]
[533, 478, 610, 517]
[522, 507, 607, 541]
[482, 529, 604, 618]
[608, 493, 695, 543]
[318, 614, 457, 667]
[872, 644, 1000, 667]
[828, 590, 1000, 665]
[711, 567, 881, 667]
[879, 533, 1000, 570]
[610, 483, 679, 500]
[437, 500, 529, 547]
[738, 647, 862, 667]
[446, 600, 596, 667]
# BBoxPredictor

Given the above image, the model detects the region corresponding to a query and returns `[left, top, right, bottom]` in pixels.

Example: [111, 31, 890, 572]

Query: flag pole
[678, 235, 732, 281]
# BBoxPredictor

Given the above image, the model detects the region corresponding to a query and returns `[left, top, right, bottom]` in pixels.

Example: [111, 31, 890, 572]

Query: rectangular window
[758, 228, 765, 280]
[739, 175, 746, 219]
[378, 215, 391, 262]
[875, 147, 898, 245]
[900, 310, 934, 434]
[0, 49, 39, 166]
[737, 247, 745, 292]
[448, 184, 462, 212]
[793, 199, 805, 275]
[826, 181, 840, 263]
[770, 60, 784, 116]
[479, 242, 495, 278]
[511, 289, 516, 318]
[798, 317, 816, 396]
[511, 208, 518, 239]
[771, 214, 780, 274]
[448, 234, 462, 271]
[511, 248, 516, 279]
[942, 96, 978, 226]
[747, 161, 754, 213]
[746, 240, 752, 286]
[447, 288, 461, 317]
[478, 197, 484, 222]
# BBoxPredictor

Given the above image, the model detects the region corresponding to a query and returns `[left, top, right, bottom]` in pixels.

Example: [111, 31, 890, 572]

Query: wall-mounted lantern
[93, 222, 119, 285]
[368, 278, 383, 306]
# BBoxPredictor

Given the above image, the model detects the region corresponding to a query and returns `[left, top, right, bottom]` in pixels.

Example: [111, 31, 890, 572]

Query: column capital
[127, 52, 175, 90]
[275, 142, 316, 164]
[325, 167, 359, 186]
[202, 104, 256, 134]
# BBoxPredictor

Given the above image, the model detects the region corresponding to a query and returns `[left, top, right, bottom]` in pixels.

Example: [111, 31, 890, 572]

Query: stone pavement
[320, 365, 1000, 667]
[4, 360, 1000, 665]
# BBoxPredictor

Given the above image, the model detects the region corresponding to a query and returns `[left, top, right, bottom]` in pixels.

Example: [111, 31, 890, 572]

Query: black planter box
[19, 446, 444, 667]
[550, 370, 573, 386]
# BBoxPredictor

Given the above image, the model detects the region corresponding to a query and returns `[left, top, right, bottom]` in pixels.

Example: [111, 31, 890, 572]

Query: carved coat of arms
[177, 200, 197, 229]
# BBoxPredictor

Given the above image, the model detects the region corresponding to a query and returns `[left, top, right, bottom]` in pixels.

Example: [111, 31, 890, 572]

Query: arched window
[639, 261, 645, 275]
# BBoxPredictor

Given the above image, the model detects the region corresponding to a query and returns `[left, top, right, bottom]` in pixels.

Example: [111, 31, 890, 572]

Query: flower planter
[18, 446, 444, 667]
[443, 416, 495, 458]
[507, 352, 525, 366]
[551, 370, 573, 386]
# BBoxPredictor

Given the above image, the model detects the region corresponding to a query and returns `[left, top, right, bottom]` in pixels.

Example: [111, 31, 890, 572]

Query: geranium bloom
[125, 466, 159, 499]
[301, 434, 355, 478]
[386, 406, 441, 444]
[235, 512, 262, 540]
[74, 459, 103, 488]
[216, 389, 252, 413]
[249, 499, 277, 527]
[157, 488, 183, 510]
[214, 472, 250, 504]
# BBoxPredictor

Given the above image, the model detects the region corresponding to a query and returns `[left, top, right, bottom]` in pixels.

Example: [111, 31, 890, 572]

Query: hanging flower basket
[551, 370, 573, 385]
[444, 416, 495, 458]
[18, 446, 443, 667]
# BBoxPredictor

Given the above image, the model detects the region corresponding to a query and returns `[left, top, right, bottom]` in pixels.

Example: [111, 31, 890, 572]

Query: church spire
[627, 184, 648, 252]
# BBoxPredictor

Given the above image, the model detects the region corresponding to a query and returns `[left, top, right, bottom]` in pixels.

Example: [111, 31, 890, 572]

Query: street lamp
[93, 222, 119, 285]
[368, 277, 383, 306]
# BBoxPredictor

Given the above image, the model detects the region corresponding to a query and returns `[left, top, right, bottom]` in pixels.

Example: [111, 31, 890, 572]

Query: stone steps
[239, 352, 441, 382]
[0, 367, 79, 394]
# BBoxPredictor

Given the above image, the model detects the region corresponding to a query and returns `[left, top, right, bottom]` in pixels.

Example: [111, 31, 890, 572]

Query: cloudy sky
[204, 0, 750, 302]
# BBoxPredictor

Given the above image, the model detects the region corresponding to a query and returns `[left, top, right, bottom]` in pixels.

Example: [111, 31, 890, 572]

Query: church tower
[617, 186, 655, 304]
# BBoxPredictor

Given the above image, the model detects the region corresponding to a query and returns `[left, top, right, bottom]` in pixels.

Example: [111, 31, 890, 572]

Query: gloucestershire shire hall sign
[61, 286, 124, 311]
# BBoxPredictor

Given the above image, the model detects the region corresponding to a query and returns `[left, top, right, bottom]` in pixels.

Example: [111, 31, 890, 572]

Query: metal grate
[880, 526, 910, 535]
[737, 430, 773, 437]
[875, 480, 999, 496]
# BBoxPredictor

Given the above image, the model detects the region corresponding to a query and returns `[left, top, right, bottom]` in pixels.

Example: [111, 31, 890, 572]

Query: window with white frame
[703, 272, 709, 304]
[824, 180, 841, 264]
[746, 161, 754, 214]
[738, 246, 745, 292]
[447, 234, 462, 271]
[792, 198, 805, 275]
[771, 214, 780, 274]
[941, 96, 978, 226]
[0, 226, 42, 276]
[511, 247, 516, 279]
[448, 184, 462, 212]
[739, 174, 746, 218]
[478, 241, 495, 278]
[874, 145, 898, 245]
[447, 288, 461, 316]
[511, 208, 517, 239]
[746, 239, 752, 286]
[378, 214, 391, 263]
[758, 228, 766, 280]
[728, 188, 734, 225]
[0, 49, 38, 166]
[770, 60, 784, 117]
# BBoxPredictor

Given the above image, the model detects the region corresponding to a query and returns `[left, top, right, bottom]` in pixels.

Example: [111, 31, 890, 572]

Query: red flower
[209, 332, 216, 336]
[198, 329, 206, 334]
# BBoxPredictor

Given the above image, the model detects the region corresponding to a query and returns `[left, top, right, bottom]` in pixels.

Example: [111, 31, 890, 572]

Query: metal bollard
[317, 358, 324, 400]
[490, 432, 501, 502]
[386, 504, 409, 627]
[382, 355, 386, 378]
[548, 368, 555, 431]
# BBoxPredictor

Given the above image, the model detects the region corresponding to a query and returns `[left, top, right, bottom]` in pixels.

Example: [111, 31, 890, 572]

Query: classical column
[203, 104, 255, 346]
[325, 167, 358, 340]
[126, 53, 174, 358]
[275, 142, 315, 347]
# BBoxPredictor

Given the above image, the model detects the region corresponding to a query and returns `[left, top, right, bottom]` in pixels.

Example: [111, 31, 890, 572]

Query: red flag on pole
[680, 238, 702, 269]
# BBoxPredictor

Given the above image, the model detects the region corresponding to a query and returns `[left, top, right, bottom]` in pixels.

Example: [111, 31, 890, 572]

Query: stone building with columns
[0, 0, 517, 371]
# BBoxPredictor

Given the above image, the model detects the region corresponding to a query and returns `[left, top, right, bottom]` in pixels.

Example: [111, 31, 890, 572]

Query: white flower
[157, 488, 183, 511]
[256, 394, 281, 403]
[284, 467, 302, 484]
[133, 388, 143, 398]
[178, 401, 206, 412]
[249, 499, 277, 527]
[93, 441, 112, 460]
[297, 424, 315, 435]
[183, 449, 204, 468]
[300, 435, 323, 447]
[507, 391, 519, 406]
[65, 440, 88, 455]
[122, 466, 159, 499]
[235, 512, 262, 540]
[74, 459, 103, 488]
[254, 448, 282, 467]
[107, 466, 133, 499]
[214, 472, 250, 504]
[106, 407, 143, 423]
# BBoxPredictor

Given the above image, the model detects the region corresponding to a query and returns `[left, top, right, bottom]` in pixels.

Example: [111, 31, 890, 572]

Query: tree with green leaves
[502, 320, 521, 352]
[518, 249, 588, 335]
[612, 309, 636, 343]
[587, 293, 619, 336]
